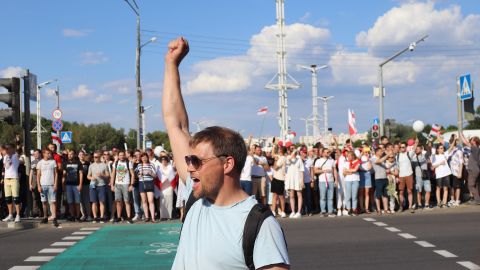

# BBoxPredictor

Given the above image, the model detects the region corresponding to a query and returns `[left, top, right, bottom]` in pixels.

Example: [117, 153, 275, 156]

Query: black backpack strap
[243, 204, 274, 270]
[182, 191, 199, 223]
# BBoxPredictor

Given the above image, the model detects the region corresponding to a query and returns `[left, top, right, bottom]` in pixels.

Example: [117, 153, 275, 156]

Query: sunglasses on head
[184, 154, 226, 170]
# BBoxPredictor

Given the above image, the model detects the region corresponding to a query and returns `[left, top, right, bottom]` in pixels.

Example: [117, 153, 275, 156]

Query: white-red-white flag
[51, 132, 61, 145]
[429, 124, 442, 138]
[257, 106, 268, 116]
[348, 109, 357, 136]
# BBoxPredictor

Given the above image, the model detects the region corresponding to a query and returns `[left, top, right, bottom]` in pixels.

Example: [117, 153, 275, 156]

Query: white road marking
[457, 261, 480, 270]
[8, 267, 40, 270]
[72, 231, 93, 235]
[51, 242, 76, 247]
[80, 227, 100, 231]
[63, 236, 85, 240]
[385, 227, 401, 232]
[414, 241, 435, 248]
[363, 218, 376, 222]
[24, 256, 54, 262]
[373, 222, 388, 227]
[434, 250, 458, 258]
[398, 233, 417, 239]
[38, 248, 66, 253]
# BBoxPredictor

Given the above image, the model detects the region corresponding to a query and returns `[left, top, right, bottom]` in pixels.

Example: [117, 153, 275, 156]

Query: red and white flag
[51, 132, 61, 145]
[257, 106, 268, 116]
[348, 109, 357, 136]
[429, 124, 442, 138]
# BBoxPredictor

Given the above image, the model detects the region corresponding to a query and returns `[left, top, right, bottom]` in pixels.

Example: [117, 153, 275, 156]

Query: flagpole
[259, 114, 266, 139]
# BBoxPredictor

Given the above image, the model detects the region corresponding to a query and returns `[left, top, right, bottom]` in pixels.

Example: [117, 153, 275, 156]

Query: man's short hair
[189, 126, 247, 175]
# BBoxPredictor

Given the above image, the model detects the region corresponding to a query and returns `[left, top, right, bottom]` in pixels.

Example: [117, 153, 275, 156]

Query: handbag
[415, 154, 429, 180]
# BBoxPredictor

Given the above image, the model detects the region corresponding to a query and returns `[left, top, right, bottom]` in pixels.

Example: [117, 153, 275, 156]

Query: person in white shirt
[252, 145, 268, 204]
[285, 150, 304, 218]
[271, 145, 287, 218]
[447, 136, 463, 207]
[431, 144, 452, 208]
[343, 151, 361, 216]
[240, 151, 254, 195]
[314, 148, 338, 216]
[158, 156, 176, 220]
[397, 141, 416, 212]
[110, 150, 135, 223]
[37, 149, 59, 226]
[2, 144, 21, 223]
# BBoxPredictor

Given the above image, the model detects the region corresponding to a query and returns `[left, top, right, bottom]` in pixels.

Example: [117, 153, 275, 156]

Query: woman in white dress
[158, 156, 176, 220]
[285, 150, 304, 218]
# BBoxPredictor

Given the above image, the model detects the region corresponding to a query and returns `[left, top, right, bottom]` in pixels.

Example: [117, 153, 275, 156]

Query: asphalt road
[0, 205, 479, 270]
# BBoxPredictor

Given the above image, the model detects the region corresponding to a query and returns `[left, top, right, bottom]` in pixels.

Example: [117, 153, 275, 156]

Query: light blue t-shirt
[172, 176, 289, 270]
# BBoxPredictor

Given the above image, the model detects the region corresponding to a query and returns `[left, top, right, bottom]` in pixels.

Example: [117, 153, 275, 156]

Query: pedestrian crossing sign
[61, 131, 72, 143]
[460, 74, 472, 101]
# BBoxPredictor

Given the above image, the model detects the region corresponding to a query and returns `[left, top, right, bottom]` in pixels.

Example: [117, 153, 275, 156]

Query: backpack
[182, 192, 286, 270]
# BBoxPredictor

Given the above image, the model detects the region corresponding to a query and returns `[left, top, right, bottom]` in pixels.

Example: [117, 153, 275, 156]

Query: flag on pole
[348, 109, 357, 136]
[51, 132, 61, 145]
[257, 106, 268, 116]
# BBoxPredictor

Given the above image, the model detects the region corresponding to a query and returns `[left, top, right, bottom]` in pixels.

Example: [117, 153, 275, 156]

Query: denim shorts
[66, 185, 81, 204]
[415, 176, 431, 193]
[89, 185, 107, 203]
[40, 185, 56, 203]
[359, 171, 372, 188]
[374, 179, 388, 198]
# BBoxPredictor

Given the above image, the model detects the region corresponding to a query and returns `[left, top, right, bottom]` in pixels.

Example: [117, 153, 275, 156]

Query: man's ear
[223, 157, 235, 175]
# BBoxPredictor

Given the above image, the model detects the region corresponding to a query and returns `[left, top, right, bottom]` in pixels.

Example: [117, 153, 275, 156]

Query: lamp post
[124, 0, 157, 149]
[33, 79, 56, 149]
[297, 64, 327, 138]
[318, 96, 334, 143]
[378, 35, 428, 136]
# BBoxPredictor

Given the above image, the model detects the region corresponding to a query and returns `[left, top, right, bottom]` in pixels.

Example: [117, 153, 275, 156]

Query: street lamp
[33, 79, 56, 149]
[141, 105, 153, 150]
[297, 64, 328, 139]
[318, 96, 334, 143]
[377, 35, 428, 136]
[124, 0, 157, 150]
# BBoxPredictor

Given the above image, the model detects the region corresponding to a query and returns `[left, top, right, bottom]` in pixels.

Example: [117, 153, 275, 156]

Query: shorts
[66, 185, 81, 204]
[90, 185, 107, 203]
[40, 185, 56, 203]
[374, 179, 388, 198]
[270, 178, 285, 195]
[260, 177, 268, 197]
[415, 175, 431, 193]
[398, 175, 414, 191]
[450, 175, 462, 189]
[115, 184, 131, 202]
[251, 176, 262, 197]
[359, 171, 372, 188]
[139, 180, 155, 193]
[436, 176, 450, 188]
[4, 178, 19, 198]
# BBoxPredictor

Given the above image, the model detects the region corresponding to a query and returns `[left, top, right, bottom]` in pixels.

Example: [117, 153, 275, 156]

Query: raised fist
[165, 37, 189, 66]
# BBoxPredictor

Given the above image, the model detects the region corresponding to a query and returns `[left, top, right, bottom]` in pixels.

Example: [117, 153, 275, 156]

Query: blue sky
[2, 0, 480, 138]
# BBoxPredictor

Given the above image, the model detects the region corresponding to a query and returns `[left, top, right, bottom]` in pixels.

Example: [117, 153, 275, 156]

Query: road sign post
[61, 131, 72, 143]
[52, 109, 62, 120]
[52, 119, 63, 132]
[460, 74, 472, 101]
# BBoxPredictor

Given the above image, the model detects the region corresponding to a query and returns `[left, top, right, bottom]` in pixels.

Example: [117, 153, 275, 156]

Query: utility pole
[319, 96, 334, 143]
[266, 0, 300, 141]
[141, 105, 153, 150]
[33, 79, 55, 149]
[299, 117, 311, 137]
[298, 64, 327, 138]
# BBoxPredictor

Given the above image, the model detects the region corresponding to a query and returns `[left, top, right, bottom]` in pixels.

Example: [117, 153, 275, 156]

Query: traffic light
[0, 77, 21, 124]
[372, 123, 379, 139]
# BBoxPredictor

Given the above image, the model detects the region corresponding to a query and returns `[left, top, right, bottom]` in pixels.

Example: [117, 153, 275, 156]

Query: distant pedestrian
[37, 149, 59, 226]
[2, 144, 21, 223]
[431, 144, 452, 208]
[88, 151, 110, 223]
[110, 150, 134, 223]
[62, 149, 83, 221]
[136, 153, 157, 222]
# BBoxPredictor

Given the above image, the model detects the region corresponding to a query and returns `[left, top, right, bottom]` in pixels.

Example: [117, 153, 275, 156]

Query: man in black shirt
[62, 150, 83, 221]
[78, 150, 91, 221]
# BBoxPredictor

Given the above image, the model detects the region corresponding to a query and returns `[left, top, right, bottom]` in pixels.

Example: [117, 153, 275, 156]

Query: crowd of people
[0, 142, 181, 226]
[1, 131, 479, 226]
[239, 132, 480, 218]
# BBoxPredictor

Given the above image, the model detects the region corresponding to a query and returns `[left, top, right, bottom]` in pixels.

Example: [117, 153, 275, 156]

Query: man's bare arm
[162, 37, 191, 182]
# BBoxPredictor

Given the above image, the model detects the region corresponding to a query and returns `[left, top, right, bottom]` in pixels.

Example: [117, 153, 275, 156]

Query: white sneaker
[132, 215, 139, 222]
[14, 215, 21, 223]
[2, 215, 13, 222]
[337, 210, 342, 216]
[342, 210, 349, 216]
[294, 212, 302, 218]
[279, 212, 286, 218]
[455, 200, 461, 206]
[289, 212, 295, 218]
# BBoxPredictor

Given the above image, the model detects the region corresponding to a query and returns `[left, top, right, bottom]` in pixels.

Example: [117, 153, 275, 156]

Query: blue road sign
[61, 131, 72, 143]
[373, 117, 379, 125]
[52, 119, 63, 132]
[460, 74, 472, 101]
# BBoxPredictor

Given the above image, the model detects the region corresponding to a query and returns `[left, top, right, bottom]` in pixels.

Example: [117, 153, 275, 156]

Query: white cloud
[62, 28, 92, 37]
[299, 12, 311, 23]
[102, 79, 133, 94]
[95, 94, 112, 103]
[185, 23, 330, 94]
[0, 66, 24, 77]
[81, 51, 108, 65]
[118, 99, 129, 105]
[71, 84, 94, 98]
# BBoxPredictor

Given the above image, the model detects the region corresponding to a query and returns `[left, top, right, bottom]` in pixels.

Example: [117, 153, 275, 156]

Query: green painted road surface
[41, 223, 181, 270]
